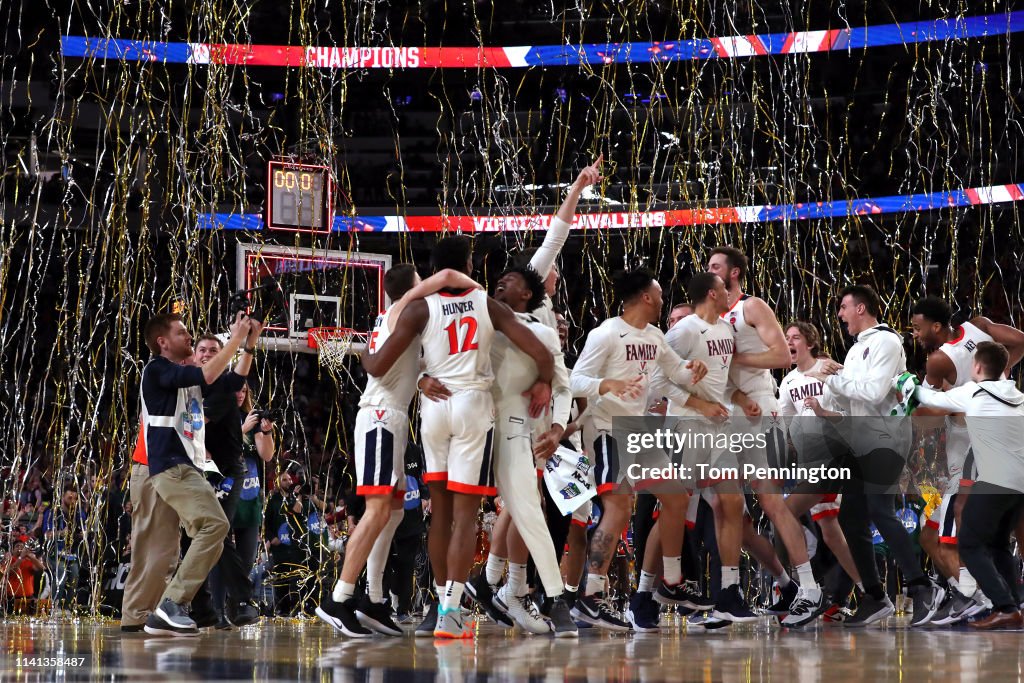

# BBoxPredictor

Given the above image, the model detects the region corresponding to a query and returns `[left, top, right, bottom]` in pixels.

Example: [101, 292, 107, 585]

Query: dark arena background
[2, 0, 1023, 681]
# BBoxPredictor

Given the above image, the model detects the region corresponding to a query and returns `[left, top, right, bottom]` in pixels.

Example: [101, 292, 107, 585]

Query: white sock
[333, 580, 356, 603]
[795, 561, 819, 591]
[958, 567, 978, 597]
[774, 569, 792, 588]
[722, 566, 740, 588]
[856, 582, 865, 593]
[949, 578, 960, 593]
[508, 562, 529, 598]
[435, 583, 445, 601]
[662, 556, 682, 586]
[442, 581, 465, 611]
[585, 574, 608, 596]
[638, 570, 657, 593]
[565, 583, 579, 593]
[367, 509, 403, 603]
[485, 554, 507, 587]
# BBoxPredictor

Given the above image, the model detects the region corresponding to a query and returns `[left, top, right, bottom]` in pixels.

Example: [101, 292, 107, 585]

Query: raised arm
[732, 297, 791, 369]
[202, 312, 250, 384]
[388, 269, 483, 330]
[361, 299, 428, 377]
[973, 317, 1024, 371]
[531, 156, 603, 278]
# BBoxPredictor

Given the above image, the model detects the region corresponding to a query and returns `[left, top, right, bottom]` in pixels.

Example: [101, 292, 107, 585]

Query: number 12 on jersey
[445, 318, 479, 354]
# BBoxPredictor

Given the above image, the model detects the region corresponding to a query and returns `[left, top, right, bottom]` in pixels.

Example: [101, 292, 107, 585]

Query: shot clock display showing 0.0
[266, 160, 334, 233]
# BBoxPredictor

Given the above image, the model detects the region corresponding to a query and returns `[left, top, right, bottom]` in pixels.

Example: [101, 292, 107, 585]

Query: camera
[228, 280, 287, 324]
[254, 409, 283, 423]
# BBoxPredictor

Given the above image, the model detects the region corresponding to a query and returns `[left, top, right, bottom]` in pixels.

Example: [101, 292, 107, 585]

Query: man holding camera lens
[192, 326, 266, 628]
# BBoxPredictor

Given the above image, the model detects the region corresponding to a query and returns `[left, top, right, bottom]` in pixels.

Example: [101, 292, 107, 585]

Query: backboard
[235, 243, 392, 354]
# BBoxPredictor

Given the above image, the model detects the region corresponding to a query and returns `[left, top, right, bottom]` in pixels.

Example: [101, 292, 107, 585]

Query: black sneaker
[843, 593, 895, 628]
[541, 594, 579, 638]
[909, 582, 943, 627]
[626, 591, 660, 632]
[145, 598, 200, 637]
[465, 574, 513, 627]
[414, 603, 439, 638]
[570, 593, 631, 632]
[228, 602, 260, 627]
[355, 595, 403, 636]
[765, 581, 799, 615]
[191, 605, 219, 629]
[120, 624, 145, 633]
[315, 596, 373, 638]
[214, 615, 233, 631]
[711, 585, 760, 624]
[655, 580, 715, 611]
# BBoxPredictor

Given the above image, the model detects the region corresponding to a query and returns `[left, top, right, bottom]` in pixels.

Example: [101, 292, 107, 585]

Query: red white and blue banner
[197, 183, 1024, 233]
[62, 11, 1022, 69]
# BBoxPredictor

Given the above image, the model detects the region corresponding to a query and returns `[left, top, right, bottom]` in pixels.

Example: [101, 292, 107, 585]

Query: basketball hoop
[308, 327, 357, 370]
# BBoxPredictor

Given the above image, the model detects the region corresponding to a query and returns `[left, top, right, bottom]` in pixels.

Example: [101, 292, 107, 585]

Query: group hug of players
[316, 158, 1024, 639]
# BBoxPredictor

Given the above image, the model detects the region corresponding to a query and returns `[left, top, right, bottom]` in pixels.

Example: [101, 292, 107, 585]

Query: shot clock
[265, 160, 334, 233]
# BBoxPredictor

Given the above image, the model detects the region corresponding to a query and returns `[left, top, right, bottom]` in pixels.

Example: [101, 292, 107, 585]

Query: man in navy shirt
[136, 311, 252, 636]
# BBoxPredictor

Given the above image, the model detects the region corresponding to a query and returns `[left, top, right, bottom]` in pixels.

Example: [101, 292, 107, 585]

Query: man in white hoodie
[912, 341, 1024, 630]
[808, 285, 943, 627]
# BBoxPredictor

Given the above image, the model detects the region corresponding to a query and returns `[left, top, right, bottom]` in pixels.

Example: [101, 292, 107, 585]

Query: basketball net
[307, 327, 356, 371]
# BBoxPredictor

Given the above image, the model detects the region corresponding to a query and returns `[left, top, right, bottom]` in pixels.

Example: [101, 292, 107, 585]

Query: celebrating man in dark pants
[913, 341, 1024, 629]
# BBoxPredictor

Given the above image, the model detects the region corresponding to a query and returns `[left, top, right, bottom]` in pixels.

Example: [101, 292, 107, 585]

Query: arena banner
[62, 11, 1023, 69]
[197, 182, 1024, 233]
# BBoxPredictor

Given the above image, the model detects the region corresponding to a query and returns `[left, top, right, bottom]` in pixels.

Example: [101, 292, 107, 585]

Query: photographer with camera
[191, 325, 267, 628]
[42, 488, 87, 611]
[264, 471, 310, 617]
[224, 383, 277, 619]
[3, 536, 45, 614]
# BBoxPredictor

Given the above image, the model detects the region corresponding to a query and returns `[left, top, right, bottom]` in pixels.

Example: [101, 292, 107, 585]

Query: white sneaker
[781, 587, 825, 628]
[495, 585, 552, 635]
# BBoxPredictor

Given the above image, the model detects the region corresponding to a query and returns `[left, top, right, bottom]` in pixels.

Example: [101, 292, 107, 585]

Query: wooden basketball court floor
[2, 614, 1022, 681]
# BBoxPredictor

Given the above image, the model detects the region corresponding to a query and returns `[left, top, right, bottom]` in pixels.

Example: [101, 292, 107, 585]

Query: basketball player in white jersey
[778, 322, 863, 612]
[627, 273, 734, 630]
[569, 267, 708, 630]
[520, 157, 603, 331]
[456, 265, 578, 636]
[909, 296, 1024, 624]
[360, 236, 555, 639]
[706, 246, 825, 625]
[316, 264, 483, 637]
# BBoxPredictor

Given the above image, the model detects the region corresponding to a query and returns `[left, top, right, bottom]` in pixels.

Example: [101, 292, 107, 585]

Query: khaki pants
[149, 464, 230, 605]
[121, 463, 180, 627]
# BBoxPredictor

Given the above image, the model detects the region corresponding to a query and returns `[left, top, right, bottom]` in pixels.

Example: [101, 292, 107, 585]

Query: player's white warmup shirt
[419, 288, 498, 493]
[778, 358, 844, 465]
[661, 314, 735, 417]
[355, 307, 420, 494]
[570, 316, 697, 431]
[490, 312, 572, 436]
